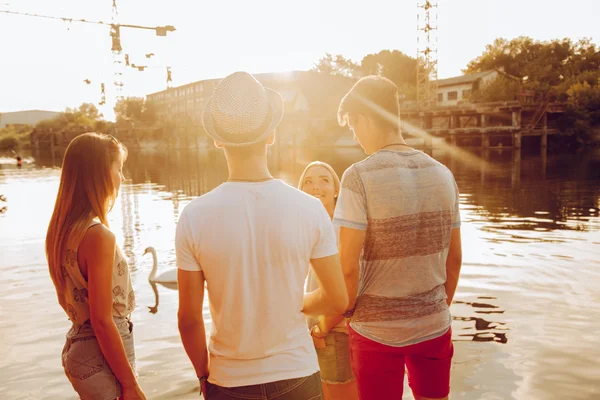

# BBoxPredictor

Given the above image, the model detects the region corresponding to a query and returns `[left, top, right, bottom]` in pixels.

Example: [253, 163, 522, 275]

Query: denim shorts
[61, 317, 136, 400]
[205, 371, 323, 400]
[315, 331, 354, 384]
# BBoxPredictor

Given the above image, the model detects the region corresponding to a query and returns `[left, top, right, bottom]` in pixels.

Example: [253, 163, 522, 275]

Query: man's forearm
[303, 289, 326, 317]
[445, 260, 462, 306]
[344, 264, 359, 311]
[179, 319, 209, 378]
[320, 314, 344, 333]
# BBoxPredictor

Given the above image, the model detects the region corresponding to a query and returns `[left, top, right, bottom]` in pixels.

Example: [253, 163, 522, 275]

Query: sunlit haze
[1, 0, 599, 119]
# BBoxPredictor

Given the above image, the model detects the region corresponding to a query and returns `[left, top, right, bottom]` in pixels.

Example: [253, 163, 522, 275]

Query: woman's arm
[81, 225, 141, 394]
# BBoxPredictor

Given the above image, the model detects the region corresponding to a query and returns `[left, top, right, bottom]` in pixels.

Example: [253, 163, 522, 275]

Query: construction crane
[1, 5, 175, 106]
[416, 0, 439, 108]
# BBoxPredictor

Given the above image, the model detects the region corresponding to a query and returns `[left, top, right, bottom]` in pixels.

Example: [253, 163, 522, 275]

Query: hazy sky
[1, 0, 598, 119]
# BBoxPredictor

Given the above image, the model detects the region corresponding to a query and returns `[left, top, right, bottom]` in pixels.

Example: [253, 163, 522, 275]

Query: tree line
[3, 35, 596, 152]
[311, 37, 599, 143]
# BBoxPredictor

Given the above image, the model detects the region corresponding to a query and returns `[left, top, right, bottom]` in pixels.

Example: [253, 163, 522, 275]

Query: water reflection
[0, 193, 7, 215]
[2, 145, 599, 399]
[441, 148, 600, 234]
[149, 281, 160, 314]
[454, 300, 503, 310]
[454, 316, 505, 331]
[453, 298, 509, 345]
[457, 331, 509, 344]
[118, 147, 600, 241]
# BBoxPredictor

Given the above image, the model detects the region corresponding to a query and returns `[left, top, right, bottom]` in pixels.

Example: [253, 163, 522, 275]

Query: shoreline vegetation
[2, 37, 599, 154]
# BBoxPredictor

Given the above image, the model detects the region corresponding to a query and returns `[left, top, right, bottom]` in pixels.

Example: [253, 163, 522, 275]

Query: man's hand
[303, 254, 348, 317]
[310, 325, 327, 349]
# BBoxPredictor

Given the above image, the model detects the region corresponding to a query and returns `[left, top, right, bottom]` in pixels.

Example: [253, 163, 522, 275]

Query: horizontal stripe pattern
[334, 150, 459, 345]
[353, 285, 447, 322]
[364, 211, 453, 261]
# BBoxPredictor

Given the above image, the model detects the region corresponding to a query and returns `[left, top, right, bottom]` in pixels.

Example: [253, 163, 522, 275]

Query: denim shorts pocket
[316, 332, 354, 384]
[63, 336, 105, 380]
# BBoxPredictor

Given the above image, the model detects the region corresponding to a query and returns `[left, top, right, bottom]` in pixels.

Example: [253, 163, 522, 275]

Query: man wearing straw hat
[176, 71, 348, 399]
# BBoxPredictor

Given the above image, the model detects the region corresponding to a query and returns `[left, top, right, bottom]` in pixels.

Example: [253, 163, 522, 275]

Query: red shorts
[348, 325, 454, 399]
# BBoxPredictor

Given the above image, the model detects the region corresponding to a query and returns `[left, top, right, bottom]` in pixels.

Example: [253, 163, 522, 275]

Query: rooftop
[146, 70, 355, 97]
[0, 109, 61, 115]
[435, 70, 496, 88]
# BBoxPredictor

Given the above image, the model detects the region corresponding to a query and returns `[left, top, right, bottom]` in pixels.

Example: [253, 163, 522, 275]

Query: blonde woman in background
[46, 133, 145, 400]
[299, 161, 359, 400]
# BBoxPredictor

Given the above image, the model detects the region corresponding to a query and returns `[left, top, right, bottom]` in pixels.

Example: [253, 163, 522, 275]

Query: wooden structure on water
[400, 99, 566, 151]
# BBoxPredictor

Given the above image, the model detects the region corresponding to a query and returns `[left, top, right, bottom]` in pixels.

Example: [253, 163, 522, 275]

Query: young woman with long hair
[46, 133, 145, 400]
[299, 161, 359, 400]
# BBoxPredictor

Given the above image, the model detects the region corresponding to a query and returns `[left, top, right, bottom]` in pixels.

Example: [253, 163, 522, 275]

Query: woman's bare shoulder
[79, 223, 115, 256]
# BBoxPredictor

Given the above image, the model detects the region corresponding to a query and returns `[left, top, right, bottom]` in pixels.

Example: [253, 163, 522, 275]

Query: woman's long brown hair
[45, 133, 127, 307]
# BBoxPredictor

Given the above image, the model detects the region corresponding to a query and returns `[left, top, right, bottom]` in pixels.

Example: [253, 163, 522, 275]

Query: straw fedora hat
[202, 71, 284, 147]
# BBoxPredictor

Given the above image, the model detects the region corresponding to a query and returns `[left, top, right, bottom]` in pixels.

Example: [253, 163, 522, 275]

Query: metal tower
[417, 0, 439, 108]
[110, 0, 125, 102]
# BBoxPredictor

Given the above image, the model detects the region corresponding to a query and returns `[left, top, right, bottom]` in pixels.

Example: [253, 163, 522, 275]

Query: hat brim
[202, 88, 284, 147]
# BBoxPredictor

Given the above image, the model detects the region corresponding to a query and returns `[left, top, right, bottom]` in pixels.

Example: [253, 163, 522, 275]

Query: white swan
[144, 246, 178, 289]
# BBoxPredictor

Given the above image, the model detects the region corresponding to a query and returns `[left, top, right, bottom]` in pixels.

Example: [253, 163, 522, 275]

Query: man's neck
[225, 153, 272, 182]
[374, 133, 411, 153]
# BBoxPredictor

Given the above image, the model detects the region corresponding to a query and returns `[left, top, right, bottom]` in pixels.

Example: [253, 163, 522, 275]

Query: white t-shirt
[176, 180, 339, 387]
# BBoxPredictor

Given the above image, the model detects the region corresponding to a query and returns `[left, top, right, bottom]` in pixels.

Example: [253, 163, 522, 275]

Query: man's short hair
[337, 76, 400, 133]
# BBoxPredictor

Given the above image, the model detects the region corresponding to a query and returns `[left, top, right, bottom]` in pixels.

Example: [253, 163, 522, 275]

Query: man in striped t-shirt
[333, 76, 462, 400]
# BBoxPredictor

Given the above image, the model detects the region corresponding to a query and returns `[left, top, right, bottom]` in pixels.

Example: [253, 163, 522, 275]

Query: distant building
[435, 70, 500, 106]
[146, 71, 355, 144]
[0, 110, 60, 129]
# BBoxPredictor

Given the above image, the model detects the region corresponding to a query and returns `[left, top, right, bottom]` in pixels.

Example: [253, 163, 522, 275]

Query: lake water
[1, 145, 599, 399]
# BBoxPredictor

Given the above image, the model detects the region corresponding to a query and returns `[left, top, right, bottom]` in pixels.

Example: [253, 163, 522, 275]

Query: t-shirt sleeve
[452, 179, 461, 229]
[175, 208, 202, 272]
[333, 165, 368, 231]
[311, 203, 339, 260]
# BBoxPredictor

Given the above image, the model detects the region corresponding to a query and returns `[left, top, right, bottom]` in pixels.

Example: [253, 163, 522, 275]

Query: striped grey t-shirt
[333, 149, 460, 347]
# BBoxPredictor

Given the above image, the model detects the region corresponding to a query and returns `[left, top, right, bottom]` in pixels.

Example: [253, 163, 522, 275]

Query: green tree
[470, 75, 521, 102]
[312, 50, 420, 100]
[360, 50, 417, 86]
[360, 50, 419, 100]
[114, 97, 157, 125]
[468, 36, 600, 144]
[77, 103, 102, 120]
[32, 104, 111, 140]
[558, 81, 600, 143]
[36, 109, 94, 133]
[466, 36, 600, 91]
[311, 53, 360, 77]
[114, 97, 144, 121]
